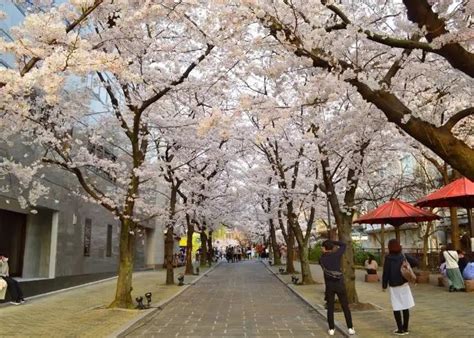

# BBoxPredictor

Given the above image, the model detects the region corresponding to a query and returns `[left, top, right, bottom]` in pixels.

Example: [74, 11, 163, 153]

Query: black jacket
[382, 253, 418, 289]
[319, 240, 346, 283]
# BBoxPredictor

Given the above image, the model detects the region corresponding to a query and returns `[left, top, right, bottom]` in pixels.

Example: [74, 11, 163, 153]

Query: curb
[0, 275, 118, 308]
[110, 262, 222, 338]
[262, 262, 351, 338]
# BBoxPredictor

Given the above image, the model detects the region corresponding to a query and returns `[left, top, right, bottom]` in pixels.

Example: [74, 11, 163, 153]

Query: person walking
[319, 240, 355, 336]
[443, 244, 466, 292]
[382, 239, 418, 335]
[0, 255, 25, 305]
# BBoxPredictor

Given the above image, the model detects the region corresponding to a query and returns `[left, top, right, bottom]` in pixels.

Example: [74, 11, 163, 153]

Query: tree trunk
[200, 231, 208, 267]
[286, 223, 296, 273]
[185, 217, 194, 275]
[165, 227, 175, 285]
[269, 219, 282, 265]
[339, 217, 358, 304]
[299, 244, 315, 285]
[421, 223, 432, 270]
[449, 207, 460, 250]
[109, 218, 135, 309]
[207, 230, 213, 267]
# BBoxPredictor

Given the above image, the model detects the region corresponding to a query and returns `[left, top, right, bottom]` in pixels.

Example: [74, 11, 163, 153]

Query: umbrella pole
[395, 227, 401, 243]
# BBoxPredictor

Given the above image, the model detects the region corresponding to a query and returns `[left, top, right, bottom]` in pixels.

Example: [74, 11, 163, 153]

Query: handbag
[400, 254, 417, 283]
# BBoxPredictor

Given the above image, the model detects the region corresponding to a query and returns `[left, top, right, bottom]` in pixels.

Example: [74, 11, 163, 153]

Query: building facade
[0, 1, 165, 296]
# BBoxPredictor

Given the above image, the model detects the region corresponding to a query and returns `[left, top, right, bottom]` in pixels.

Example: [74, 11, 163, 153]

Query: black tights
[393, 309, 410, 332]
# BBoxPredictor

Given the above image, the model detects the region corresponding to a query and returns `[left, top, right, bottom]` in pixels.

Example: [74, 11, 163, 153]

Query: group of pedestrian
[319, 238, 418, 336]
[225, 246, 246, 262]
[440, 244, 470, 292]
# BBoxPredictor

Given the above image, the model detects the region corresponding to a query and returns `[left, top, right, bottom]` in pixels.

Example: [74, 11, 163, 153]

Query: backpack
[400, 254, 417, 283]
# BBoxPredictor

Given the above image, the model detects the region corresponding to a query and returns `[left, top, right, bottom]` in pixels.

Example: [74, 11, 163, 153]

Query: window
[106, 224, 112, 257]
[84, 218, 92, 257]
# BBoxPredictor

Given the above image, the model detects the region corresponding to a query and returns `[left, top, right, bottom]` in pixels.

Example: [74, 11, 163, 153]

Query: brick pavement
[125, 261, 338, 338]
[268, 263, 474, 338]
[0, 267, 209, 337]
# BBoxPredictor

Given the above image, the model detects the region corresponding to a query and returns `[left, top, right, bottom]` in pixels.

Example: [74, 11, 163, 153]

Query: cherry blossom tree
[245, 0, 473, 180]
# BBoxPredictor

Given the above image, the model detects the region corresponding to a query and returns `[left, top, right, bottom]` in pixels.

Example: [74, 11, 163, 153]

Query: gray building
[0, 0, 165, 296]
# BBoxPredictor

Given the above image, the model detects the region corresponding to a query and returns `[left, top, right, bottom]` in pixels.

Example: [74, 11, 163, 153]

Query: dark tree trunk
[165, 227, 175, 285]
[185, 216, 194, 275]
[200, 230, 208, 267]
[269, 219, 282, 265]
[207, 230, 213, 266]
[338, 216, 358, 303]
[108, 218, 135, 309]
[286, 223, 296, 273]
[287, 206, 315, 285]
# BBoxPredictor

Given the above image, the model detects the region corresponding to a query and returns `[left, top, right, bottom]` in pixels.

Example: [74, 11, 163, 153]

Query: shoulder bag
[400, 254, 417, 283]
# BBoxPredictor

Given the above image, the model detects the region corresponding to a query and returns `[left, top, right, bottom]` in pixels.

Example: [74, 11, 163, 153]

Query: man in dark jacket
[319, 240, 355, 336]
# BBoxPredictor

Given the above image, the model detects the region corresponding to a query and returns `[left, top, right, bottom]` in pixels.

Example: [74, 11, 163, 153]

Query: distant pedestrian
[443, 244, 465, 292]
[382, 239, 418, 335]
[319, 240, 355, 336]
[0, 255, 25, 305]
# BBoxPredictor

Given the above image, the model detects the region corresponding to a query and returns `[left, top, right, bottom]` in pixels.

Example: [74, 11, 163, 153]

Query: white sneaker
[348, 328, 356, 335]
[328, 329, 335, 336]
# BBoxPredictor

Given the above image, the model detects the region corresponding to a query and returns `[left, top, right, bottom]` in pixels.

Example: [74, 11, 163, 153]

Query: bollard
[178, 274, 185, 286]
[145, 292, 152, 308]
[135, 296, 145, 309]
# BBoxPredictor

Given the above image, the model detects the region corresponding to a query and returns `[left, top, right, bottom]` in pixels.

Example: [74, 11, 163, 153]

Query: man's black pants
[325, 280, 353, 330]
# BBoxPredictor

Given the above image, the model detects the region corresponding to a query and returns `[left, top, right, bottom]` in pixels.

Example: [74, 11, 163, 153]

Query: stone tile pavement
[268, 262, 474, 338]
[125, 261, 339, 338]
[0, 266, 211, 337]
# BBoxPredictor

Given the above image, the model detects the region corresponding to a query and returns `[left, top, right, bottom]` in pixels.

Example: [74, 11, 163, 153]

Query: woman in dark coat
[382, 239, 418, 336]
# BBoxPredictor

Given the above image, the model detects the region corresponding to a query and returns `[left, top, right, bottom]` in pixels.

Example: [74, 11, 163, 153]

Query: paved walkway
[0, 267, 209, 337]
[125, 261, 335, 337]
[268, 262, 474, 338]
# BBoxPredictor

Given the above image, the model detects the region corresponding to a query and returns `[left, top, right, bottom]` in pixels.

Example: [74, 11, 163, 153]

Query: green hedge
[309, 243, 323, 262]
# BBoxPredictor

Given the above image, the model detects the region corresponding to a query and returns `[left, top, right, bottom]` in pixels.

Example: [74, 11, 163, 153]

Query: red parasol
[415, 177, 474, 248]
[354, 199, 440, 241]
[415, 177, 474, 209]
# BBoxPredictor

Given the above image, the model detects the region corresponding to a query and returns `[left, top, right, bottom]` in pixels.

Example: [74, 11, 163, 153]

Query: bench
[365, 274, 379, 282]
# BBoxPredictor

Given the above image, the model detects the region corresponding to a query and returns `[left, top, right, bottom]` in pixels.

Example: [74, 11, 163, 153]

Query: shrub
[309, 243, 323, 262]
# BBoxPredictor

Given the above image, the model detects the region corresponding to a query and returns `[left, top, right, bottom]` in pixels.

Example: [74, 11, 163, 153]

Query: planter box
[416, 271, 430, 284]
[365, 274, 379, 283]
[465, 279, 474, 292]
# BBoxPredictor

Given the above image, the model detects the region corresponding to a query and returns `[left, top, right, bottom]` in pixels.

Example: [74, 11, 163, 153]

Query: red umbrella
[415, 177, 474, 209]
[415, 177, 474, 247]
[354, 199, 440, 242]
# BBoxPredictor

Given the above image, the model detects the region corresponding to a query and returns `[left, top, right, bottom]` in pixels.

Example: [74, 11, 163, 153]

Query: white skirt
[389, 283, 415, 311]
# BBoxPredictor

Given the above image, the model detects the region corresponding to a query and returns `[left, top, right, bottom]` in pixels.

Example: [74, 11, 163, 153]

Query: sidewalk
[0, 266, 213, 337]
[267, 263, 474, 338]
